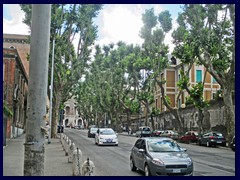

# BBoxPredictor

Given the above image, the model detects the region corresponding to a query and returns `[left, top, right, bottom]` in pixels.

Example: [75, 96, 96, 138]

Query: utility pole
[48, 38, 55, 144]
[24, 4, 51, 176]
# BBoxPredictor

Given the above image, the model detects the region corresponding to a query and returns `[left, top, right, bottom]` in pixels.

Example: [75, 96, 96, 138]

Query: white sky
[3, 4, 181, 53]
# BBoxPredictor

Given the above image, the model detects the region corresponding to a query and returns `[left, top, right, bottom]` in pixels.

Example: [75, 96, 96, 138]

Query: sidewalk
[3, 134, 72, 176]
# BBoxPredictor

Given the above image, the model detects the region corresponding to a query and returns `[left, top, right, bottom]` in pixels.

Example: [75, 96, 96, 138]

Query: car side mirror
[181, 148, 187, 152]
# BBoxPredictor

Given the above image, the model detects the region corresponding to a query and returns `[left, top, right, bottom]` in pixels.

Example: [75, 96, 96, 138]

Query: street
[64, 128, 235, 176]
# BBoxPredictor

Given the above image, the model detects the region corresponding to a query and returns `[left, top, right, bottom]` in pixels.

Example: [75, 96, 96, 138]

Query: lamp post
[48, 38, 55, 144]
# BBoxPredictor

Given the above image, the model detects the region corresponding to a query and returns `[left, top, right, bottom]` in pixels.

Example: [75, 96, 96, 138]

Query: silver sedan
[130, 137, 193, 176]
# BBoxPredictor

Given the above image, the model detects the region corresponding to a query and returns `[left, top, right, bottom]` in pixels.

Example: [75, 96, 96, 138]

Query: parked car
[136, 126, 152, 137]
[152, 130, 164, 137]
[160, 130, 179, 140]
[74, 125, 80, 129]
[179, 131, 199, 143]
[130, 137, 193, 176]
[230, 135, 235, 152]
[198, 131, 226, 147]
[95, 128, 118, 146]
[88, 127, 98, 138]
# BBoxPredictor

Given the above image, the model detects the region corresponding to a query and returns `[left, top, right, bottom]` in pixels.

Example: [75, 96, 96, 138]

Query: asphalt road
[64, 128, 235, 176]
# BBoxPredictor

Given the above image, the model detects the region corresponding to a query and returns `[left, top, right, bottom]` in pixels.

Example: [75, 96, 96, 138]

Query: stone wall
[156, 98, 235, 137]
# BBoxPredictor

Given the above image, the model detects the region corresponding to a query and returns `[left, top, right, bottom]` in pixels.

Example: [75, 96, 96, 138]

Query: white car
[95, 128, 118, 146]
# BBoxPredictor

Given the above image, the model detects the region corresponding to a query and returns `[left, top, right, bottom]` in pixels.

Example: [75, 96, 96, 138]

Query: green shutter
[196, 70, 202, 82]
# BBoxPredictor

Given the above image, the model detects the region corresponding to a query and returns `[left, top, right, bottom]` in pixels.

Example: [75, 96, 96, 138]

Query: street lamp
[48, 38, 55, 144]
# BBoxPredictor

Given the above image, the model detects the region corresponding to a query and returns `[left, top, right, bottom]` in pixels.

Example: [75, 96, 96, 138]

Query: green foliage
[185, 97, 194, 106]
[151, 107, 161, 116]
[3, 101, 13, 117]
[158, 10, 172, 33]
[177, 70, 190, 90]
[164, 95, 172, 106]
[190, 82, 209, 109]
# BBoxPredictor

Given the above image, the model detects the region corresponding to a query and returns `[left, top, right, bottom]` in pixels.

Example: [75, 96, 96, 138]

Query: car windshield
[100, 129, 115, 135]
[91, 128, 98, 132]
[212, 132, 223, 137]
[142, 127, 150, 131]
[147, 140, 181, 152]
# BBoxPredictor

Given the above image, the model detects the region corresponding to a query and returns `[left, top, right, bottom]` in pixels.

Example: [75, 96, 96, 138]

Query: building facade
[63, 98, 84, 128]
[154, 56, 220, 112]
[3, 34, 30, 139]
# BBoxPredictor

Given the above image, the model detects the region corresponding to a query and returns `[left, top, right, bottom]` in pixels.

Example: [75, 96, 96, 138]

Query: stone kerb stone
[72, 148, 82, 176]
[64, 136, 69, 155]
[68, 142, 76, 163]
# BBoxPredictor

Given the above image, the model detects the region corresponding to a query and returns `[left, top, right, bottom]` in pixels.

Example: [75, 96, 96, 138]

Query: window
[212, 77, 217, 83]
[135, 139, 143, 149]
[196, 70, 202, 82]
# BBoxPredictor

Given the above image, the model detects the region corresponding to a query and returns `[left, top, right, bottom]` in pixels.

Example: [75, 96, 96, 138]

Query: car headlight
[186, 158, 192, 165]
[99, 137, 104, 139]
[151, 158, 164, 166]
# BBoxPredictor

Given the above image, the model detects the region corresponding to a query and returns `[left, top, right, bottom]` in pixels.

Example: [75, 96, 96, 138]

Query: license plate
[107, 139, 112, 142]
[173, 169, 181, 173]
[217, 141, 222, 143]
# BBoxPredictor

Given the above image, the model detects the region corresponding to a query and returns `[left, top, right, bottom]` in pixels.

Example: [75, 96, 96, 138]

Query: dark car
[136, 126, 152, 137]
[198, 131, 226, 147]
[88, 127, 98, 138]
[179, 131, 199, 143]
[130, 137, 193, 176]
[230, 135, 235, 152]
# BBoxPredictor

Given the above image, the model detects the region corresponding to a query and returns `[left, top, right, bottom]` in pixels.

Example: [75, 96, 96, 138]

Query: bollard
[67, 139, 72, 162]
[72, 147, 82, 176]
[60, 134, 65, 148]
[82, 157, 95, 176]
[64, 137, 69, 156]
[62, 135, 66, 151]
[68, 142, 76, 163]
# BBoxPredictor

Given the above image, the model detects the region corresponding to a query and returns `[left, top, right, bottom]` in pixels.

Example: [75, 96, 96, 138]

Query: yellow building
[154, 55, 221, 112]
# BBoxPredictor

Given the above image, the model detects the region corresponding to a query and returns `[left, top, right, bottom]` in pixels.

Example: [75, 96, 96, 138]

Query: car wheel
[198, 140, 202, 146]
[130, 157, 137, 171]
[144, 164, 151, 176]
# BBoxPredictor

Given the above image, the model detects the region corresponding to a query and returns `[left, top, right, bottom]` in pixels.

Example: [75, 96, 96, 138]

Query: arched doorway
[65, 119, 69, 127]
[76, 119, 83, 128]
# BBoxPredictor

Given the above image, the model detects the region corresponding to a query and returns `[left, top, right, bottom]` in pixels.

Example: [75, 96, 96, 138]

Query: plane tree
[136, 8, 186, 132]
[172, 4, 235, 140]
[20, 4, 103, 136]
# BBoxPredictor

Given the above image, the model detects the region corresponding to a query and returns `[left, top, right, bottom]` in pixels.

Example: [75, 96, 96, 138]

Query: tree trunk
[150, 114, 155, 131]
[145, 102, 149, 126]
[197, 109, 204, 135]
[126, 109, 131, 130]
[52, 90, 62, 138]
[171, 109, 184, 132]
[24, 5, 51, 176]
[223, 86, 235, 144]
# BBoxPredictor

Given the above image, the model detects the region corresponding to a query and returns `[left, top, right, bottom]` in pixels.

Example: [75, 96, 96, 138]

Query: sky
[3, 4, 183, 53]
